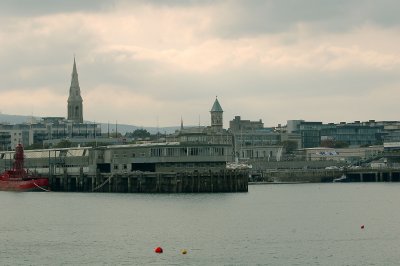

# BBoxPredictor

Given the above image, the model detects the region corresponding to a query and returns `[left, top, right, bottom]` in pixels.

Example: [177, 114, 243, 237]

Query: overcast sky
[1, 0, 399, 127]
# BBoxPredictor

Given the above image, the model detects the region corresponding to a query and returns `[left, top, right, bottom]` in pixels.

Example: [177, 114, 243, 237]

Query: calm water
[1, 183, 400, 265]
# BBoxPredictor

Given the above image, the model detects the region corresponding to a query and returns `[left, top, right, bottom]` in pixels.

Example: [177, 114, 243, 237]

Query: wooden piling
[44, 170, 248, 193]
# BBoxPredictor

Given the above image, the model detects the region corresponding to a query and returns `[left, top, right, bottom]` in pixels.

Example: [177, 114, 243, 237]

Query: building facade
[0, 142, 233, 175]
[229, 116, 283, 161]
[0, 119, 101, 150]
[229, 116, 264, 131]
[287, 120, 385, 148]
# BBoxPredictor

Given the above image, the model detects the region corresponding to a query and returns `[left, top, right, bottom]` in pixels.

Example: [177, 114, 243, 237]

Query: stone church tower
[210, 97, 223, 131]
[67, 57, 83, 123]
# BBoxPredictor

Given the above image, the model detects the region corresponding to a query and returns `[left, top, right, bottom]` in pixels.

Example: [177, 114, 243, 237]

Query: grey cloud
[129, 0, 214, 7]
[212, 0, 400, 37]
[83, 54, 400, 105]
[0, 23, 99, 92]
[0, 0, 213, 17]
[0, 0, 115, 16]
[3, 0, 399, 34]
[1, 0, 400, 126]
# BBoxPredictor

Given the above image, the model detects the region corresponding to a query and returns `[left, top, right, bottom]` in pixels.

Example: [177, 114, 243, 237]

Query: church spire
[70, 57, 80, 89]
[67, 57, 83, 123]
[180, 116, 184, 130]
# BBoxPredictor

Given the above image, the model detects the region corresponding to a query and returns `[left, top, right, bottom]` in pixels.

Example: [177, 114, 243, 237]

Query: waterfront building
[169, 98, 233, 145]
[67, 57, 83, 123]
[0, 141, 233, 175]
[168, 126, 233, 146]
[229, 116, 264, 131]
[279, 132, 302, 150]
[167, 98, 234, 160]
[298, 121, 325, 148]
[0, 119, 101, 150]
[228, 116, 283, 161]
[282, 120, 326, 148]
[286, 120, 385, 148]
[286, 120, 305, 134]
[95, 141, 232, 174]
[0, 125, 29, 150]
[320, 122, 384, 147]
[369, 121, 400, 146]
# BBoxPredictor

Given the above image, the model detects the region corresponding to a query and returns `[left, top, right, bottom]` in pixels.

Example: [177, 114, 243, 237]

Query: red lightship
[0, 144, 49, 192]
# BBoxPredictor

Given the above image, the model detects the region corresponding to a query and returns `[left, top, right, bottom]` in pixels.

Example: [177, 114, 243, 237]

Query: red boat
[0, 144, 50, 192]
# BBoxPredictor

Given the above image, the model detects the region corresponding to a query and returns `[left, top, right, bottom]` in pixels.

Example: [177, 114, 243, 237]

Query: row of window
[150, 147, 226, 157]
[112, 162, 222, 171]
[241, 150, 274, 159]
[113, 148, 228, 158]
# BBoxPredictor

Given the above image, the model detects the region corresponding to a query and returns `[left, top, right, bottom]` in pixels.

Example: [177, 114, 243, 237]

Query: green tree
[110, 132, 123, 138]
[54, 140, 73, 148]
[125, 129, 151, 139]
[280, 140, 298, 154]
[320, 139, 349, 148]
[83, 142, 110, 147]
[334, 141, 349, 148]
[320, 139, 335, 148]
[25, 142, 49, 150]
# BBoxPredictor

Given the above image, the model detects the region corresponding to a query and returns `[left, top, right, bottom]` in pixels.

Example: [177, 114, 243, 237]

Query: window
[190, 147, 199, 156]
[151, 148, 163, 157]
[113, 164, 118, 170]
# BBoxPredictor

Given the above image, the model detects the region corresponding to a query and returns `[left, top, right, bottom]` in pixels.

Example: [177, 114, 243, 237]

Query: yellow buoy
[181, 249, 188, 255]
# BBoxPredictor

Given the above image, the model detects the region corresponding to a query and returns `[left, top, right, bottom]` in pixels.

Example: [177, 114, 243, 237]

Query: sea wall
[251, 169, 343, 183]
[250, 168, 400, 183]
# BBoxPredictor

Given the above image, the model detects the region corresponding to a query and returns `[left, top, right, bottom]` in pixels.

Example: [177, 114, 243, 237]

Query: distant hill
[0, 113, 179, 134]
[98, 123, 179, 135]
[0, 113, 39, 124]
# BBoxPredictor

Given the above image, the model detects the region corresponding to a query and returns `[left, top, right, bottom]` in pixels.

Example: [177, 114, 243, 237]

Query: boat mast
[13, 144, 25, 172]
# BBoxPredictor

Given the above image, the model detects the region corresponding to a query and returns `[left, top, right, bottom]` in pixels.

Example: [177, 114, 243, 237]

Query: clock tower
[210, 97, 223, 131]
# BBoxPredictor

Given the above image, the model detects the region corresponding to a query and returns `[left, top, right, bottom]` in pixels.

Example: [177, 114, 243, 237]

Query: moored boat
[333, 174, 348, 183]
[0, 144, 49, 192]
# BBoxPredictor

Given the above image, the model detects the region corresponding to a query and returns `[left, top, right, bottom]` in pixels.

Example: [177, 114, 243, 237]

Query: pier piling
[44, 170, 248, 193]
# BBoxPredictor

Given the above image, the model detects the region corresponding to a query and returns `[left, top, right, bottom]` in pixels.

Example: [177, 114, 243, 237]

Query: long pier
[250, 168, 400, 183]
[344, 168, 400, 182]
[44, 170, 249, 193]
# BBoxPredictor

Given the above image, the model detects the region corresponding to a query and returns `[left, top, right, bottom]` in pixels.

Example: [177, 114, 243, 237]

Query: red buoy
[154, 247, 163, 253]
[361, 225, 365, 229]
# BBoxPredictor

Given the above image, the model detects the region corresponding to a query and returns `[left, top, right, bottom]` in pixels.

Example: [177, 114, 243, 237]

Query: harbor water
[1, 183, 400, 265]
